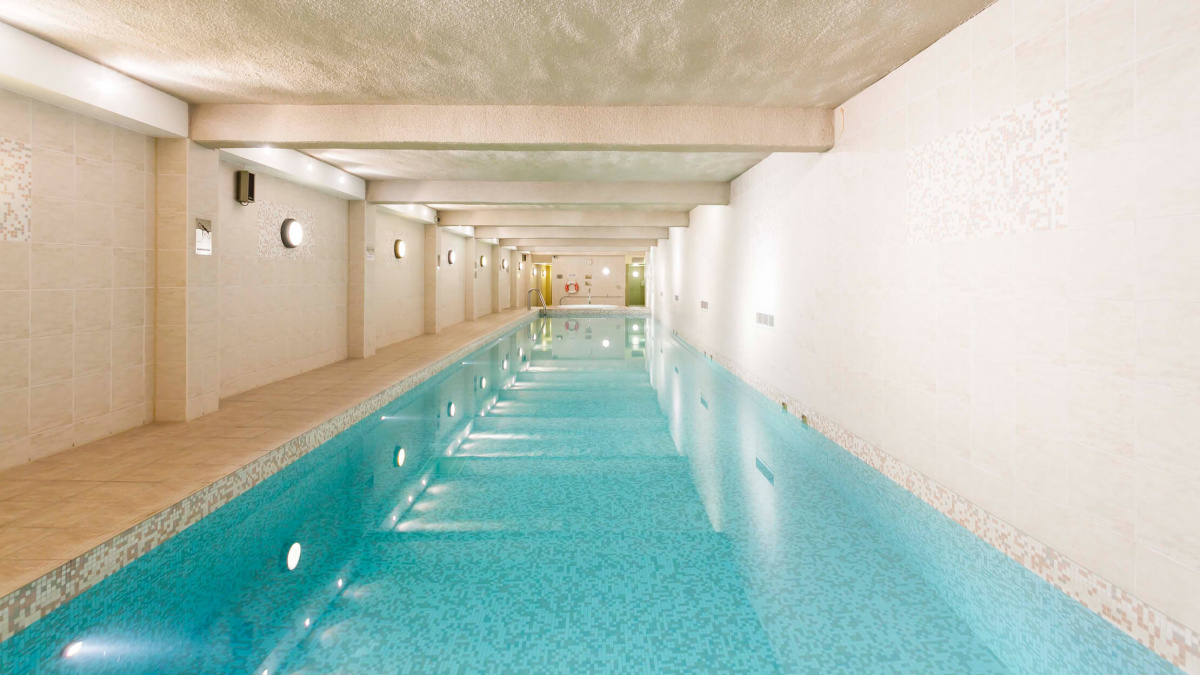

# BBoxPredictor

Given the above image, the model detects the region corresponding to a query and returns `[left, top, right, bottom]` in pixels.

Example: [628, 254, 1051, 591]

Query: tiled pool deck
[0, 309, 536, 640]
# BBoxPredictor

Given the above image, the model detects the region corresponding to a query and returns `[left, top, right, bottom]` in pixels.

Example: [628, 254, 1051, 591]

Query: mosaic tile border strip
[0, 136, 33, 242]
[0, 311, 538, 643]
[541, 307, 651, 318]
[670, 327, 1199, 674]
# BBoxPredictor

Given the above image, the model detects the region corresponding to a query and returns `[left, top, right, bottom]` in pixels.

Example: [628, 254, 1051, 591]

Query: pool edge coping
[0, 310, 540, 644]
[668, 325, 1200, 675]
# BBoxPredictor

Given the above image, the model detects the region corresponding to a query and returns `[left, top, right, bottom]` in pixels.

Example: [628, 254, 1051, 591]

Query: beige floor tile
[0, 559, 67, 595]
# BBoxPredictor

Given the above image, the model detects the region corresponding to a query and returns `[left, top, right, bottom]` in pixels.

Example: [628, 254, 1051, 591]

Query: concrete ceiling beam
[367, 181, 728, 207]
[191, 104, 833, 152]
[499, 238, 658, 248]
[437, 210, 687, 228]
[475, 227, 669, 240]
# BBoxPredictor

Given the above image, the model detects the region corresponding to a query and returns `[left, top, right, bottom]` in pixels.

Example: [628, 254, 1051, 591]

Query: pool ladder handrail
[527, 288, 547, 310]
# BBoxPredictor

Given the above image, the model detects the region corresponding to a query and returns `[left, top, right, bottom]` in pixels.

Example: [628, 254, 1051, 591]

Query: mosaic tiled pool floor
[0, 318, 1179, 673]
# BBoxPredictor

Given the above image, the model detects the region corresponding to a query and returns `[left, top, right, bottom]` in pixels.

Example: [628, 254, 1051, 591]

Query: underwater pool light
[480, 377, 487, 389]
[304, 617, 312, 628]
[62, 641, 84, 659]
[447, 401, 456, 417]
[602, 339, 610, 348]
[337, 578, 344, 588]
[503, 357, 509, 370]
[286, 542, 302, 570]
[394, 447, 406, 467]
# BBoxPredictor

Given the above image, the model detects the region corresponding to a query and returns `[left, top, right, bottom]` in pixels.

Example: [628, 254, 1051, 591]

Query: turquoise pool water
[0, 317, 1178, 673]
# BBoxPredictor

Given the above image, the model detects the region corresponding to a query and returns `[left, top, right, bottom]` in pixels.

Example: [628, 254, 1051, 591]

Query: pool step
[506, 378, 654, 392]
[457, 432, 678, 458]
[397, 470, 710, 533]
[449, 456, 686, 476]
[486, 399, 662, 418]
[525, 359, 646, 372]
[496, 388, 660, 406]
[516, 370, 649, 386]
[469, 416, 669, 435]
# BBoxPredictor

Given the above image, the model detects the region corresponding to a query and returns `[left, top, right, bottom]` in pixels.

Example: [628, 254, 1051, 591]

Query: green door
[625, 265, 646, 306]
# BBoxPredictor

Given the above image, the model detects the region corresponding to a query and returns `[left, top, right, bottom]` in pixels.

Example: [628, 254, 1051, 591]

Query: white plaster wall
[217, 162, 348, 397]
[653, 0, 1200, 634]
[373, 210, 425, 348]
[436, 231, 466, 328]
[551, 254, 627, 306]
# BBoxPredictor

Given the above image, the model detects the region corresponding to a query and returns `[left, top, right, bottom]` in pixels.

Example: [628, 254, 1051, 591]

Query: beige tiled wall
[0, 88, 156, 470]
[654, 0, 1200, 634]
[374, 209, 426, 347]
[216, 163, 348, 398]
[437, 231, 467, 328]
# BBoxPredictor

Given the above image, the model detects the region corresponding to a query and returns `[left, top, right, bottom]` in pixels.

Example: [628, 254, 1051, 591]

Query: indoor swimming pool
[0, 317, 1178, 674]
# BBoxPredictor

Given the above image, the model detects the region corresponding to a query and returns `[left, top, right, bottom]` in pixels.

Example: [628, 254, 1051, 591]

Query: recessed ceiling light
[281, 218, 303, 248]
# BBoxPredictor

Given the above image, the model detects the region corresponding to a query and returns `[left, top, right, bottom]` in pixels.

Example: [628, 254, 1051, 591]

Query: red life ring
[564, 282, 579, 293]
[564, 320, 579, 332]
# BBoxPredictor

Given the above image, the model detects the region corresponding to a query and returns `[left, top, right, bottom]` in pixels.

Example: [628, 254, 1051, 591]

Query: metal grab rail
[527, 288, 547, 310]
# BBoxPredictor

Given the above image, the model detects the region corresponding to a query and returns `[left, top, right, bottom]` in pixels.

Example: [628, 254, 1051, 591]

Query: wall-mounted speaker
[236, 170, 255, 206]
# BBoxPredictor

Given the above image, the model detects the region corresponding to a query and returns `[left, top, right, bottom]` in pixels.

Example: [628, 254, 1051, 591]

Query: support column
[490, 244, 501, 314]
[424, 223, 440, 334]
[347, 201, 376, 358]
[154, 139, 219, 421]
[464, 237, 478, 321]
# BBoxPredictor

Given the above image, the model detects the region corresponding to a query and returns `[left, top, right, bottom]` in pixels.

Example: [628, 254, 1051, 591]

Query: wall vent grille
[700, 300, 709, 310]
[755, 312, 775, 327]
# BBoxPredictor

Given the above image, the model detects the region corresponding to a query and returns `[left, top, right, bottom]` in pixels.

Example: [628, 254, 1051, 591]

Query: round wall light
[632, 269, 640, 278]
[602, 267, 611, 275]
[480, 377, 488, 389]
[281, 218, 304, 248]
[286, 542, 302, 570]
[447, 401, 456, 417]
[394, 446, 406, 467]
[503, 357, 509, 370]
[394, 239, 406, 259]
[502, 258, 509, 271]
[480, 255, 487, 268]
[447, 250, 457, 265]
[519, 261, 524, 271]
[541, 268, 548, 278]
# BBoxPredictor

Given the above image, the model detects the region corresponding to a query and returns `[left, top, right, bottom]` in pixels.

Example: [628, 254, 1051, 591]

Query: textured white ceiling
[0, 0, 993, 107]
[306, 149, 769, 182]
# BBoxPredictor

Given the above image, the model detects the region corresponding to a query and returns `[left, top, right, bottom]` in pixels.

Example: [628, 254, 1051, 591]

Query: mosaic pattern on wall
[0, 312, 537, 643]
[670, 327, 1199, 674]
[257, 200, 316, 261]
[0, 136, 33, 241]
[907, 91, 1068, 243]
